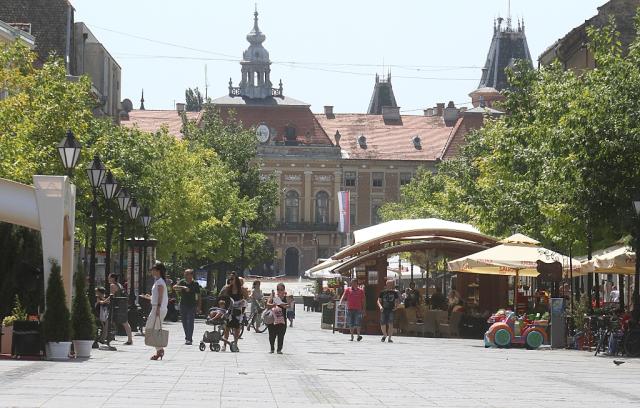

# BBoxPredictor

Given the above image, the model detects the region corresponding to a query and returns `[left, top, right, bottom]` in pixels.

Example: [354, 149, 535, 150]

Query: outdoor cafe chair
[438, 311, 463, 338]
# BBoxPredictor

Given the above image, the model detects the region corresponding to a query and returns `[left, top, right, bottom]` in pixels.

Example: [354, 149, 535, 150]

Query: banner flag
[338, 191, 350, 233]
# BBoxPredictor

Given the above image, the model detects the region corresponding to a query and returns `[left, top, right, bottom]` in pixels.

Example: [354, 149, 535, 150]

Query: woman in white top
[143, 262, 168, 360]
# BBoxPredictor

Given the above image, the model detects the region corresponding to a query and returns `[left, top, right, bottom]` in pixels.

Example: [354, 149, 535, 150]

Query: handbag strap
[154, 315, 163, 330]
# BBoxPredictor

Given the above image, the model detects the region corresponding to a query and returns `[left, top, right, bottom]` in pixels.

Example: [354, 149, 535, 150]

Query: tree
[185, 87, 203, 112]
[71, 264, 95, 340]
[42, 261, 71, 342]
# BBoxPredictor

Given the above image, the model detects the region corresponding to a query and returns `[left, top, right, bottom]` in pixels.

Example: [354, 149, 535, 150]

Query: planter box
[46, 341, 71, 360]
[72, 340, 93, 358]
[12, 321, 42, 358]
[1, 325, 12, 354]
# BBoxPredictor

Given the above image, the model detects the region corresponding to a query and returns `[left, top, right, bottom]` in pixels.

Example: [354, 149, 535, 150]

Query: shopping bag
[144, 317, 169, 348]
[262, 308, 275, 325]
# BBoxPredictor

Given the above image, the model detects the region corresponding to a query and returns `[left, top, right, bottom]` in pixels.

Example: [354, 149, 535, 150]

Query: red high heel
[150, 349, 164, 360]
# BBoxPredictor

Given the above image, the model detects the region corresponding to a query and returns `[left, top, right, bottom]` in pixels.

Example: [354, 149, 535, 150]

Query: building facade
[0, 0, 122, 120]
[123, 11, 512, 276]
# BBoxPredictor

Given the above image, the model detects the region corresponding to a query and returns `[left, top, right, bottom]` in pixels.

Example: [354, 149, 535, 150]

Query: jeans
[180, 303, 196, 342]
[268, 323, 286, 352]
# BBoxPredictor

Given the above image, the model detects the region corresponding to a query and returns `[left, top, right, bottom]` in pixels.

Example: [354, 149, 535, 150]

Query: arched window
[315, 191, 329, 224]
[285, 190, 299, 224]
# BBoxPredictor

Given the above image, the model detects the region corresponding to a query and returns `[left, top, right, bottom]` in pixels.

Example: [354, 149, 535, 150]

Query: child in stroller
[199, 298, 244, 352]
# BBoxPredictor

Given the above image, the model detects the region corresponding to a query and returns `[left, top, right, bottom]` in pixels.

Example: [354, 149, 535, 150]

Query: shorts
[227, 316, 240, 328]
[286, 310, 295, 319]
[380, 309, 394, 326]
[347, 309, 363, 328]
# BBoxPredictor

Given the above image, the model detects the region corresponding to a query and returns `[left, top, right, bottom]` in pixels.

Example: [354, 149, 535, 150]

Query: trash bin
[321, 302, 335, 329]
[550, 297, 566, 348]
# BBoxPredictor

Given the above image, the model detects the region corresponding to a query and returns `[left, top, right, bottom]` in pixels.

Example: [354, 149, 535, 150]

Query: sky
[71, 0, 607, 114]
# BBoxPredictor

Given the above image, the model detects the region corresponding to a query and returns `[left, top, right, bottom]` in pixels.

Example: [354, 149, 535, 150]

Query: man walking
[340, 279, 366, 341]
[174, 269, 201, 345]
[377, 279, 399, 343]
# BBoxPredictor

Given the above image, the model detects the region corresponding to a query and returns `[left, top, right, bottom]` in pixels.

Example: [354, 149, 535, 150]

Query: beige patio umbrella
[448, 233, 582, 309]
[581, 245, 635, 275]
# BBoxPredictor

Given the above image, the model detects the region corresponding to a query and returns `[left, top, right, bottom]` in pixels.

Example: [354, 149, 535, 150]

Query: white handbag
[144, 317, 169, 348]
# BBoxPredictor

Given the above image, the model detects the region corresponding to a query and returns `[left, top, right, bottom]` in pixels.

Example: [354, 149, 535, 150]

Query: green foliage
[42, 261, 71, 342]
[185, 87, 204, 112]
[382, 16, 640, 254]
[1, 295, 27, 326]
[71, 264, 96, 340]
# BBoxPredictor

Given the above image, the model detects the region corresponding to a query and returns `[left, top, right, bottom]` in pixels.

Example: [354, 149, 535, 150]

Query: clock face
[256, 124, 270, 143]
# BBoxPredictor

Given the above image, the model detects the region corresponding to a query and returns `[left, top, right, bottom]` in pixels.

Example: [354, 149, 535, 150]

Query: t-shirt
[178, 279, 201, 306]
[151, 278, 168, 310]
[344, 287, 365, 311]
[403, 289, 420, 308]
[378, 289, 399, 311]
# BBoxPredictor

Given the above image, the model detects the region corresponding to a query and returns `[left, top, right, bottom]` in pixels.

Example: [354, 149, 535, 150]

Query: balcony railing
[268, 222, 338, 232]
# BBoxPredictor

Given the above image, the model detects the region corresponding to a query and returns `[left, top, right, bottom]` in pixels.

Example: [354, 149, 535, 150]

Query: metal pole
[89, 189, 98, 297]
[586, 224, 594, 313]
[119, 216, 125, 277]
[142, 229, 148, 293]
[138, 237, 143, 296]
[104, 201, 113, 280]
[569, 243, 574, 312]
[634, 222, 640, 321]
[240, 238, 245, 277]
[129, 225, 136, 304]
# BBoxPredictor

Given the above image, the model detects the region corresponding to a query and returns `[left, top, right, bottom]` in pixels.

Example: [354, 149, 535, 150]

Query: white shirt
[610, 289, 620, 303]
[151, 277, 168, 310]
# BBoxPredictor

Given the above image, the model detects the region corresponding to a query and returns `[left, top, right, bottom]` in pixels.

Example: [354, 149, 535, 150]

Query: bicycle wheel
[594, 329, 607, 356]
[252, 313, 267, 333]
[623, 331, 640, 357]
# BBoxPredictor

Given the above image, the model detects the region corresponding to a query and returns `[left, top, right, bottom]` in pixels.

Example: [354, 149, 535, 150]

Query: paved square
[1, 307, 639, 407]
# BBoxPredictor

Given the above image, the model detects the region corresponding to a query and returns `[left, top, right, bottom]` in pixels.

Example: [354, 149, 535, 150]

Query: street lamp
[101, 170, 119, 281]
[239, 218, 249, 276]
[57, 129, 82, 177]
[86, 155, 106, 296]
[115, 187, 131, 280]
[140, 207, 152, 293]
[127, 197, 140, 303]
[633, 196, 640, 320]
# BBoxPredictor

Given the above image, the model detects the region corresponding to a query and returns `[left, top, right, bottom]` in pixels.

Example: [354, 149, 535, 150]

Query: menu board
[368, 270, 378, 285]
[334, 301, 348, 332]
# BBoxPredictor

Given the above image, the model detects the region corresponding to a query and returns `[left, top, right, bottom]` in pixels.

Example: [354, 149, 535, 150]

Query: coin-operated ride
[484, 310, 548, 349]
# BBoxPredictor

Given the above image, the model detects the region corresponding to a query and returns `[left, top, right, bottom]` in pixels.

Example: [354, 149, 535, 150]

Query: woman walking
[108, 273, 133, 345]
[266, 282, 289, 354]
[220, 272, 247, 351]
[143, 262, 168, 360]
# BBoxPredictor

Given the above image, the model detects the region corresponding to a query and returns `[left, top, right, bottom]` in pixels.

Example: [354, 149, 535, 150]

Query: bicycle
[245, 301, 268, 334]
[594, 315, 621, 356]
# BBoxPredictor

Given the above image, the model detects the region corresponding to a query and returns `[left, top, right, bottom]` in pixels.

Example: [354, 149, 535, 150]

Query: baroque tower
[367, 72, 398, 115]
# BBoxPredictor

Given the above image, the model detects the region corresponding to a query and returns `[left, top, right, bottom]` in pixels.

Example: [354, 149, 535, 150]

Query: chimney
[435, 103, 445, 116]
[324, 105, 334, 118]
[443, 101, 459, 126]
[176, 102, 186, 113]
[382, 106, 401, 121]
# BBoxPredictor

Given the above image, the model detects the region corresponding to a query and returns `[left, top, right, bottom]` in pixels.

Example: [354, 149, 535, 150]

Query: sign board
[367, 270, 378, 285]
[536, 260, 562, 282]
[334, 301, 348, 332]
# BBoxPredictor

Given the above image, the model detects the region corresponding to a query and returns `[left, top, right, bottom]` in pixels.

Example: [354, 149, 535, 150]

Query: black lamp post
[239, 219, 249, 276]
[57, 129, 82, 177]
[127, 197, 140, 303]
[101, 170, 119, 281]
[633, 197, 640, 321]
[86, 155, 106, 296]
[115, 187, 131, 279]
[140, 207, 152, 293]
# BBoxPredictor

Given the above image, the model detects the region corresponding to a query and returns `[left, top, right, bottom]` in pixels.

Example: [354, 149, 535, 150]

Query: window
[284, 125, 297, 146]
[372, 172, 384, 188]
[285, 190, 299, 223]
[371, 202, 382, 225]
[344, 171, 356, 187]
[400, 172, 413, 186]
[317, 248, 330, 259]
[315, 191, 330, 224]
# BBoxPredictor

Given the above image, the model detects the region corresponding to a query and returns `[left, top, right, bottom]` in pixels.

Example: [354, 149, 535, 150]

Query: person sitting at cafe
[429, 287, 447, 310]
[447, 289, 464, 314]
[403, 281, 421, 309]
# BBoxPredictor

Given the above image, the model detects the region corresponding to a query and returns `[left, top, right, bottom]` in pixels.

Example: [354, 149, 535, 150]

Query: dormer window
[412, 135, 422, 150]
[358, 135, 367, 149]
[285, 125, 297, 146]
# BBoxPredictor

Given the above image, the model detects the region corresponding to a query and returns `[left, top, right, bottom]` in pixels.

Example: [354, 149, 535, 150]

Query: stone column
[274, 170, 282, 222]
[304, 170, 312, 223]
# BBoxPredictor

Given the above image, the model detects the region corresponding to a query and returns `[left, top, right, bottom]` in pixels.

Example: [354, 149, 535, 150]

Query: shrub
[42, 260, 71, 342]
[71, 264, 96, 340]
[1, 295, 28, 326]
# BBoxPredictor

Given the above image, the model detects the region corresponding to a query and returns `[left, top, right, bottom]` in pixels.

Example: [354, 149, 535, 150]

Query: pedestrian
[340, 279, 365, 341]
[610, 285, 620, 303]
[249, 280, 264, 314]
[142, 262, 168, 360]
[173, 269, 201, 345]
[429, 287, 446, 310]
[94, 287, 110, 343]
[266, 282, 289, 354]
[377, 279, 399, 343]
[219, 271, 247, 351]
[286, 294, 295, 327]
[403, 281, 421, 309]
[107, 273, 133, 345]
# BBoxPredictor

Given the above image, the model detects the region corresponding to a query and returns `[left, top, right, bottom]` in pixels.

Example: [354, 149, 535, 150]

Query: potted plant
[1, 295, 28, 355]
[42, 261, 72, 360]
[71, 265, 96, 358]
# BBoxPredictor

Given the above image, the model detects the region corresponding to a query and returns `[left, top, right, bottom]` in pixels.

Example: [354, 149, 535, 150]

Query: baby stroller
[199, 299, 245, 352]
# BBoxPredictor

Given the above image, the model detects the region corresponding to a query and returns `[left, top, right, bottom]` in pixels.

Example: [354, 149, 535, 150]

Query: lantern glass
[141, 207, 152, 228]
[86, 155, 106, 189]
[57, 130, 82, 170]
[116, 188, 131, 211]
[240, 219, 249, 239]
[128, 198, 141, 220]
[101, 170, 119, 200]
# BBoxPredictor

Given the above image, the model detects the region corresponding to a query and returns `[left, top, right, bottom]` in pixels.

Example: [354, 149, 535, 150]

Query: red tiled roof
[315, 113, 455, 161]
[122, 110, 200, 139]
[212, 104, 333, 145]
[440, 113, 485, 160]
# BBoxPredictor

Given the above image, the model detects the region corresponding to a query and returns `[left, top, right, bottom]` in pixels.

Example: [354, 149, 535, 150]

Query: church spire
[367, 71, 398, 115]
[140, 89, 145, 110]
